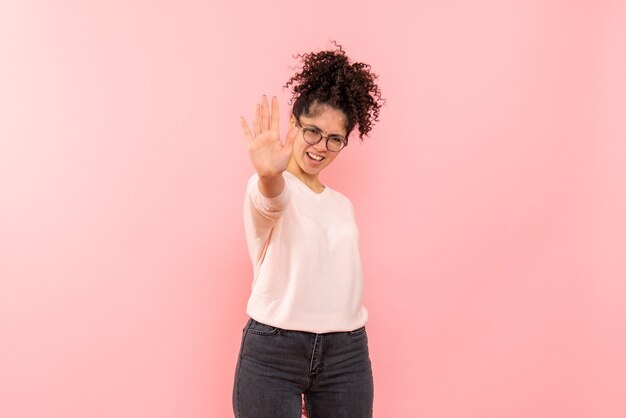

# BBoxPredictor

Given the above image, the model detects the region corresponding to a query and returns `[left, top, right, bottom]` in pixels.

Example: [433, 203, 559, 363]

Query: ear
[289, 114, 296, 127]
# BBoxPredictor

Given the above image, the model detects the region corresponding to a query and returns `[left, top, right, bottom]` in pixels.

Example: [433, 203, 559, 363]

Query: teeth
[307, 152, 324, 161]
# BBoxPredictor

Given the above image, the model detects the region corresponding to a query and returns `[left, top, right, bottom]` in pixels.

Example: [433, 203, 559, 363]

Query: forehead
[300, 105, 348, 136]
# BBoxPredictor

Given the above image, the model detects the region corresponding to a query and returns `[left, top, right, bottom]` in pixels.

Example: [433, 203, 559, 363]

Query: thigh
[233, 319, 305, 418]
[304, 327, 374, 418]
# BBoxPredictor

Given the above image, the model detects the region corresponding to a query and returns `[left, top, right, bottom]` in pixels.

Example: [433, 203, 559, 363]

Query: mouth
[306, 151, 325, 165]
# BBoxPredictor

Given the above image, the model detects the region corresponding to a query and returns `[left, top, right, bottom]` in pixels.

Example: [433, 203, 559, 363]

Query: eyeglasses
[295, 118, 347, 152]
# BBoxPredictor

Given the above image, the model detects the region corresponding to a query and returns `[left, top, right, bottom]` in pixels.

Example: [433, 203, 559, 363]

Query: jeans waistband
[248, 317, 366, 335]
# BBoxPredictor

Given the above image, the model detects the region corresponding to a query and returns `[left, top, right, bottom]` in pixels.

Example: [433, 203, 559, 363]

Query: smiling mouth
[306, 152, 325, 162]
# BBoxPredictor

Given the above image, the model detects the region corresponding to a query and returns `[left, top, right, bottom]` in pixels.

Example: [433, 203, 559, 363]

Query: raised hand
[241, 95, 298, 178]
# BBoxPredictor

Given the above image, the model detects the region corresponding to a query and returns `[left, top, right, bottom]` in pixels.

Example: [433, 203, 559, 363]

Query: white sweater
[243, 170, 368, 333]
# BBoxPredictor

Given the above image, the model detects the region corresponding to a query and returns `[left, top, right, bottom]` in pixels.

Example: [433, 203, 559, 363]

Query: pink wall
[2, 1, 625, 417]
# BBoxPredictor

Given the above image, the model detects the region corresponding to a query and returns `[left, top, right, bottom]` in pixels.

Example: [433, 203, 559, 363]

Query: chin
[297, 159, 323, 175]
[303, 167, 321, 175]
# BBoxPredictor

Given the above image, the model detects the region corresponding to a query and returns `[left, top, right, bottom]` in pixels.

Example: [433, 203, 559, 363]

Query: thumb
[284, 125, 298, 152]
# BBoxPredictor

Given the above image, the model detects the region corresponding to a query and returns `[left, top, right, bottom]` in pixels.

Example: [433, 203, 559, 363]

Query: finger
[240, 117, 253, 144]
[270, 96, 279, 132]
[261, 95, 270, 131]
[253, 104, 261, 136]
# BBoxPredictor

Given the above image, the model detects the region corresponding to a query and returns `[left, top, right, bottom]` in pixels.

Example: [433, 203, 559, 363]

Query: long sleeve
[243, 173, 291, 265]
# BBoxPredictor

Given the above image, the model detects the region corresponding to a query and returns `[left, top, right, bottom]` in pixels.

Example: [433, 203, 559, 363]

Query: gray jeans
[232, 318, 374, 417]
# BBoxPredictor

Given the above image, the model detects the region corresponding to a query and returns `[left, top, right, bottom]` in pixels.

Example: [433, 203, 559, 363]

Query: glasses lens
[303, 129, 322, 145]
[327, 138, 345, 152]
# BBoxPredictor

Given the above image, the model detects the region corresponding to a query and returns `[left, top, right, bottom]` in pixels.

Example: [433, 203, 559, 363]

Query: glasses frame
[295, 117, 348, 152]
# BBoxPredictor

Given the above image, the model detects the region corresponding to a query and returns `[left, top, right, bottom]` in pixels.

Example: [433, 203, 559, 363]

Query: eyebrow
[302, 123, 346, 139]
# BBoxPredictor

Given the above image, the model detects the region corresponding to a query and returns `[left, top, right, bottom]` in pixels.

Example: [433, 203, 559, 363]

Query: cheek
[295, 141, 307, 156]
[323, 153, 339, 165]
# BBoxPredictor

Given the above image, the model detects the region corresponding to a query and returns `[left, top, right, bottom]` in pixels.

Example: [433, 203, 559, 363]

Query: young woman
[233, 44, 383, 418]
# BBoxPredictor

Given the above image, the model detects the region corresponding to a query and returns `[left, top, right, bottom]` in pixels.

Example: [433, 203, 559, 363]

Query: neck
[286, 159, 324, 193]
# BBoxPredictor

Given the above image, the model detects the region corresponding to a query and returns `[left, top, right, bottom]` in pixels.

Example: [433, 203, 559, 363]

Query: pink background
[2, 1, 625, 417]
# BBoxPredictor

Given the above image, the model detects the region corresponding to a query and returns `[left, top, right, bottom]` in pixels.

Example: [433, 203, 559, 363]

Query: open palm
[241, 95, 297, 177]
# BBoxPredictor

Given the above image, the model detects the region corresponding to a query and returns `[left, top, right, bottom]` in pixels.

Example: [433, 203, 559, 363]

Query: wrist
[258, 171, 283, 181]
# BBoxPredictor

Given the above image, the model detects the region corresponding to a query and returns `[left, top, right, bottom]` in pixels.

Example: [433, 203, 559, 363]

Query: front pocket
[347, 326, 366, 336]
[247, 319, 280, 336]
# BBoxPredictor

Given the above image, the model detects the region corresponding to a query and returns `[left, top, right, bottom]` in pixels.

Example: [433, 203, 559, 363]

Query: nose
[312, 137, 328, 152]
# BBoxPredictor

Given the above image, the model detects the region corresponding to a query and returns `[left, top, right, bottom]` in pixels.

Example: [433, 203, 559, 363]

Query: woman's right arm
[243, 173, 290, 265]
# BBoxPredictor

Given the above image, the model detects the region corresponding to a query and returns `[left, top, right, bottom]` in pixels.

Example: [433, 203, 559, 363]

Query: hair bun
[284, 42, 384, 140]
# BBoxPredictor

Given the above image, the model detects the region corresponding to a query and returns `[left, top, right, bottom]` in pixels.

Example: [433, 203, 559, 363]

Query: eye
[329, 137, 344, 145]
[305, 127, 321, 134]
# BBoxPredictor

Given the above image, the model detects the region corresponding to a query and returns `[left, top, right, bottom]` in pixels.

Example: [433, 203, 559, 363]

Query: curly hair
[284, 43, 384, 141]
